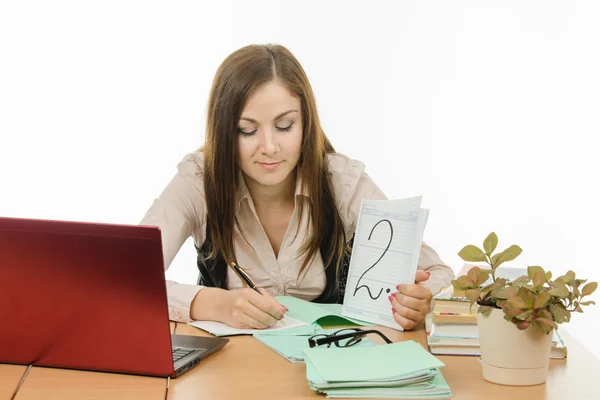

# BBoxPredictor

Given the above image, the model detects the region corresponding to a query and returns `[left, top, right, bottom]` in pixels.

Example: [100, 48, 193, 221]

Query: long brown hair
[203, 44, 346, 278]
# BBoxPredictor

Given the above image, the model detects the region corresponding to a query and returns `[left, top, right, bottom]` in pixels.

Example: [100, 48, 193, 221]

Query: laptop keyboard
[172, 346, 196, 362]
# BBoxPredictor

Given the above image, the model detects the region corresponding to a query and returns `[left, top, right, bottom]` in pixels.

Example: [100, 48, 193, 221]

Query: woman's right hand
[190, 286, 288, 329]
[221, 288, 288, 329]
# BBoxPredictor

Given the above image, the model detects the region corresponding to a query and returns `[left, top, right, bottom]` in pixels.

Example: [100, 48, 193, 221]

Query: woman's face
[237, 80, 303, 192]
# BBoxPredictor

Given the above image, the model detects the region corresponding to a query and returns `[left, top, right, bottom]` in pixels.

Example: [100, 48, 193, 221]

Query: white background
[1, 1, 599, 360]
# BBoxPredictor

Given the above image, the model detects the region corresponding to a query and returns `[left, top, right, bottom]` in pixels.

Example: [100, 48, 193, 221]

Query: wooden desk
[10, 322, 176, 400]
[436, 330, 600, 400]
[0, 364, 27, 399]
[169, 323, 600, 400]
[4, 320, 600, 399]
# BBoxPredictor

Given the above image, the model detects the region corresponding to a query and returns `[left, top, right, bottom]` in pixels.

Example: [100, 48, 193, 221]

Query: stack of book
[427, 285, 479, 355]
[427, 265, 567, 359]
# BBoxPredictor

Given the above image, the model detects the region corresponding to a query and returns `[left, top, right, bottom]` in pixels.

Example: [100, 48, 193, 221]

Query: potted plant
[451, 232, 597, 386]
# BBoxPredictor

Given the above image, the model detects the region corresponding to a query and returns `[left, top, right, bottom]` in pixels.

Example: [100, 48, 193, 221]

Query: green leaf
[465, 289, 481, 304]
[528, 266, 546, 287]
[550, 278, 565, 288]
[571, 280, 581, 289]
[501, 304, 524, 318]
[507, 296, 527, 309]
[513, 275, 531, 283]
[480, 279, 505, 298]
[458, 245, 487, 262]
[467, 267, 482, 285]
[491, 287, 519, 300]
[533, 318, 556, 334]
[492, 245, 523, 268]
[545, 271, 552, 281]
[453, 275, 476, 290]
[559, 270, 575, 284]
[516, 309, 534, 321]
[535, 317, 558, 329]
[483, 232, 498, 255]
[538, 309, 553, 320]
[582, 282, 598, 297]
[533, 292, 551, 309]
[549, 303, 571, 324]
[580, 301, 596, 306]
[478, 305, 493, 316]
[548, 285, 570, 298]
[491, 253, 500, 265]
[518, 287, 536, 309]
[493, 278, 508, 287]
[511, 276, 531, 287]
[451, 280, 461, 291]
[476, 270, 491, 286]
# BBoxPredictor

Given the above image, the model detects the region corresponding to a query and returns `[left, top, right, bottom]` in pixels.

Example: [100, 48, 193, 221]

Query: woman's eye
[276, 123, 294, 132]
[238, 128, 257, 136]
[238, 122, 293, 136]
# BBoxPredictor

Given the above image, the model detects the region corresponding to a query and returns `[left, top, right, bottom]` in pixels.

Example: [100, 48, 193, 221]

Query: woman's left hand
[389, 270, 433, 330]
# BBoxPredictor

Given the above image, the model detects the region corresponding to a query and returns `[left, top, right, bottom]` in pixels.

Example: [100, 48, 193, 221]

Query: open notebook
[188, 296, 370, 336]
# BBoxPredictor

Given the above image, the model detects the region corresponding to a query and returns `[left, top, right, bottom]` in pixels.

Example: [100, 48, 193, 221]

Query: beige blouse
[140, 151, 454, 322]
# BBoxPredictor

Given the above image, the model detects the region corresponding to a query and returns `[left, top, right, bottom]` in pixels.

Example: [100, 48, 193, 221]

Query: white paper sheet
[342, 196, 429, 330]
[188, 314, 308, 336]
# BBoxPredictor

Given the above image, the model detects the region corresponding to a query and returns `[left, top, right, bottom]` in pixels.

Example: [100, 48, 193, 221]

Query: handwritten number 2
[353, 219, 393, 300]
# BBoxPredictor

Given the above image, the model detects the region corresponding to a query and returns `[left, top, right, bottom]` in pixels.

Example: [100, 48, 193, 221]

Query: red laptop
[0, 216, 228, 377]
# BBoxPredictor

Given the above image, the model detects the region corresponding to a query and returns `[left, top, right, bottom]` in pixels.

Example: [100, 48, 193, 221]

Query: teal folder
[303, 340, 451, 398]
[275, 296, 371, 328]
[254, 327, 376, 363]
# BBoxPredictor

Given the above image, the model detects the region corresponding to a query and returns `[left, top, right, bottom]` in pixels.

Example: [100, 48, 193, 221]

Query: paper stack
[303, 340, 451, 399]
[254, 327, 377, 363]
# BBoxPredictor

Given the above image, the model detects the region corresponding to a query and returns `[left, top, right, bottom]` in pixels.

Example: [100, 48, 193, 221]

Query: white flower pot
[477, 307, 553, 386]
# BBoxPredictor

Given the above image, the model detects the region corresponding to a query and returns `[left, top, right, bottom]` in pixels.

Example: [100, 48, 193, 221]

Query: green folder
[303, 340, 451, 399]
[275, 296, 371, 328]
[254, 327, 377, 363]
[315, 375, 452, 399]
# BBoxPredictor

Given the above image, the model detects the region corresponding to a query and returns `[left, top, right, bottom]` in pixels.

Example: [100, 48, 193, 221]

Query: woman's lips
[257, 161, 282, 170]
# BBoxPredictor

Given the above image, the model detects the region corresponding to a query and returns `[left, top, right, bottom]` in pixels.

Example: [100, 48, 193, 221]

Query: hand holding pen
[227, 261, 288, 328]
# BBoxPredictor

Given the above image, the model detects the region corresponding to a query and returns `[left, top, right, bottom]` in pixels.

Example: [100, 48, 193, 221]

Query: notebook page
[342, 196, 429, 330]
[188, 314, 307, 336]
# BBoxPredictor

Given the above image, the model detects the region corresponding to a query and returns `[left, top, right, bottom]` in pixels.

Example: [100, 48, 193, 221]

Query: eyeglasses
[308, 328, 393, 348]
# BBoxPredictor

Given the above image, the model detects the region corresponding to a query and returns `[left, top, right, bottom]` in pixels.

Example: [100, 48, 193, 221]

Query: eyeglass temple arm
[368, 329, 393, 344]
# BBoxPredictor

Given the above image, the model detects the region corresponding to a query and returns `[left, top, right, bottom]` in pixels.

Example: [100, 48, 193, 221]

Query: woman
[141, 44, 454, 330]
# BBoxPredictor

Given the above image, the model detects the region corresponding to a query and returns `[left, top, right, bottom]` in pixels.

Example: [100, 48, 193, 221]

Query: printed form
[342, 196, 429, 330]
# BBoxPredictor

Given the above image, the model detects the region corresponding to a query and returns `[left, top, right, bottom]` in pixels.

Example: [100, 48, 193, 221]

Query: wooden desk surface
[169, 322, 600, 400]
[10, 322, 175, 400]
[3, 320, 600, 399]
[0, 364, 27, 399]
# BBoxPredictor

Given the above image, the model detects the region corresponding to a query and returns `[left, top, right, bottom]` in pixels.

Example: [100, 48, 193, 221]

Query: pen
[229, 261, 286, 325]
[230, 261, 262, 295]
